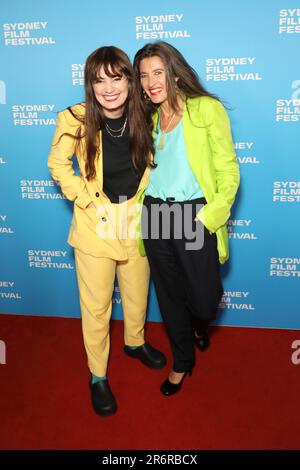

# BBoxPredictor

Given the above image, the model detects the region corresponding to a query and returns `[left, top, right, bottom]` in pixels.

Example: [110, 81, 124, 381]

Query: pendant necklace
[157, 111, 176, 150]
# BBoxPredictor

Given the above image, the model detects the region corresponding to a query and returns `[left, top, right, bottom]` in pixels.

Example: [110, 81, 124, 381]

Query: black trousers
[142, 196, 223, 372]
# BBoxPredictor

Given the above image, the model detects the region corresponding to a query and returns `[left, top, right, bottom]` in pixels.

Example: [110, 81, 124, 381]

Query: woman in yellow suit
[48, 46, 166, 416]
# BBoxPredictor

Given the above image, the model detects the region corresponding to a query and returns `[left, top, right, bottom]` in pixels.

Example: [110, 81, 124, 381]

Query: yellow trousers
[74, 199, 149, 376]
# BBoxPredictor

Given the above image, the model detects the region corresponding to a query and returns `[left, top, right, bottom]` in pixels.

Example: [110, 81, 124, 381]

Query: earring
[143, 90, 150, 101]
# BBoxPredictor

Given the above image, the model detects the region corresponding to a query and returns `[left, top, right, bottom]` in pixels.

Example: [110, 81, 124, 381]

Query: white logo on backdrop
[0, 215, 14, 234]
[20, 180, 66, 200]
[276, 80, 300, 122]
[273, 181, 300, 202]
[28, 250, 74, 269]
[270, 258, 300, 277]
[71, 64, 84, 86]
[227, 219, 257, 240]
[12, 105, 56, 126]
[3, 22, 55, 46]
[219, 291, 255, 311]
[0, 281, 21, 300]
[135, 14, 191, 40]
[112, 285, 122, 304]
[234, 142, 260, 165]
[279, 9, 300, 34]
[205, 57, 262, 82]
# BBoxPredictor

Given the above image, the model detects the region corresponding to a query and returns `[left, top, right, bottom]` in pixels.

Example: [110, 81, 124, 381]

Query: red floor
[0, 313, 300, 450]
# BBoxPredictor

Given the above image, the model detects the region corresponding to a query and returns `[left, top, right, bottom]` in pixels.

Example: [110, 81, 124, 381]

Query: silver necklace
[157, 112, 176, 150]
[105, 117, 127, 138]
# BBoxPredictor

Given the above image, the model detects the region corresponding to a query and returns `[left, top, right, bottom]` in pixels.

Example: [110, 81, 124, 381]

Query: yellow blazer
[48, 104, 150, 260]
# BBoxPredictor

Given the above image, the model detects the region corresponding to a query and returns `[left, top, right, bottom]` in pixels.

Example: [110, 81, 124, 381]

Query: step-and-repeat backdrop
[0, 1, 299, 328]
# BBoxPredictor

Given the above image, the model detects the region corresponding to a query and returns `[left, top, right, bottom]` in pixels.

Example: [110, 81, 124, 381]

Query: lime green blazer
[137, 96, 240, 264]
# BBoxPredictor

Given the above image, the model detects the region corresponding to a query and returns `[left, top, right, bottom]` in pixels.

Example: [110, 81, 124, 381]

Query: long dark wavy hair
[67, 46, 154, 180]
[133, 41, 219, 125]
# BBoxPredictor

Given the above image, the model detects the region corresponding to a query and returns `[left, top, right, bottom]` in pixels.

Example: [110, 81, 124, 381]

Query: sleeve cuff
[195, 207, 216, 234]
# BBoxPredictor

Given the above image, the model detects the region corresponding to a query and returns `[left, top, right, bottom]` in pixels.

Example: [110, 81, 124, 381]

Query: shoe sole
[93, 406, 117, 416]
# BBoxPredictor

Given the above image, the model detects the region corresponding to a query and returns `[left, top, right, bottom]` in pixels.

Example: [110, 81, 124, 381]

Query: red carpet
[0, 313, 300, 450]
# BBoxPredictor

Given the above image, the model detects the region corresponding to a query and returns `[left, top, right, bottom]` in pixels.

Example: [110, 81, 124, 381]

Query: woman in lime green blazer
[134, 42, 240, 396]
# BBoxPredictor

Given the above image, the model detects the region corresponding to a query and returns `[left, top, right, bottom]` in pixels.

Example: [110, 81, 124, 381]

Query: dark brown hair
[68, 46, 153, 180]
[133, 41, 218, 122]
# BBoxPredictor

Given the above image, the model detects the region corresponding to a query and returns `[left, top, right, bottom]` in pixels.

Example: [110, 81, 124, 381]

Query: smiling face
[139, 56, 169, 105]
[92, 65, 129, 118]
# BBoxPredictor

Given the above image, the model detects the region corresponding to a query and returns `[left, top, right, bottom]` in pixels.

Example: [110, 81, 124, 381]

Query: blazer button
[95, 192, 99, 197]
[101, 217, 107, 222]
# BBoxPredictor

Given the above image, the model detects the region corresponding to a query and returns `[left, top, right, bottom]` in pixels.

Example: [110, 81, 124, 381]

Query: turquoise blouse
[145, 118, 203, 201]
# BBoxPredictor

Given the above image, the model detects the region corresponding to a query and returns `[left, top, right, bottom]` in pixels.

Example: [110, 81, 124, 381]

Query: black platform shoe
[89, 379, 117, 416]
[160, 370, 192, 396]
[194, 329, 210, 352]
[124, 342, 167, 369]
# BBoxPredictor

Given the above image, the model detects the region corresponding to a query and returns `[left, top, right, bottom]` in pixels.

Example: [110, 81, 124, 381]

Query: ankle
[169, 370, 186, 384]
[195, 328, 208, 338]
[91, 374, 107, 385]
